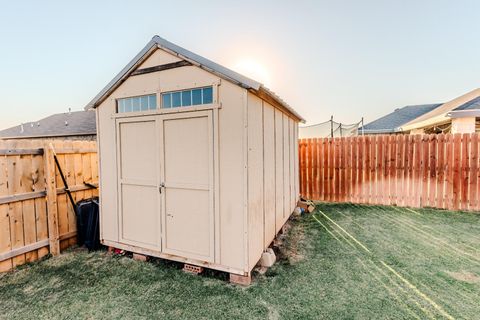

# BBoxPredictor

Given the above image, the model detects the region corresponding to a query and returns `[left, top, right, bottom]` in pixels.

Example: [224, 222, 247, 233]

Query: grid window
[161, 86, 213, 108]
[117, 94, 157, 113]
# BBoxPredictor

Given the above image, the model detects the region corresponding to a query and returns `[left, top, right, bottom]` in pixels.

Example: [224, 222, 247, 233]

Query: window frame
[112, 82, 220, 119]
[161, 86, 215, 109]
[116, 93, 158, 114]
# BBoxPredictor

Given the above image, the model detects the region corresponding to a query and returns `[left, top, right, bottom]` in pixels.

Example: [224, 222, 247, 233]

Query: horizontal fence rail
[0, 139, 98, 272]
[299, 133, 480, 211]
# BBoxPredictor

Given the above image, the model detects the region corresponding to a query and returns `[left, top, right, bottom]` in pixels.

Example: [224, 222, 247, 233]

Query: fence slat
[472, 134, 480, 210]
[436, 134, 445, 209]
[461, 134, 470, 211]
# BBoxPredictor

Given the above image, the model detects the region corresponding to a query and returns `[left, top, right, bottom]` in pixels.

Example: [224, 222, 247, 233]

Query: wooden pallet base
[229, 273, 251, 286]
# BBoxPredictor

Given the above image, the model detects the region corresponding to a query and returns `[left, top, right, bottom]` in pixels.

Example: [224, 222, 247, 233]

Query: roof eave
[254, 87, 305, 123]
[0, 132, 97, 140]
[447, 109, 480, 118]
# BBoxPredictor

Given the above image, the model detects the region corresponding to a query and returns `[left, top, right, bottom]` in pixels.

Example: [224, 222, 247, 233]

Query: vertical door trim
[115, 115, 162, 250]
[213, 107, 220, 264]
[159, 110, 215, 263]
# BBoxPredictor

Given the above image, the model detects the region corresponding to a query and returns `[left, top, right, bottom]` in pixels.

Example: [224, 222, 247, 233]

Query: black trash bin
[76, 197, 100, 251]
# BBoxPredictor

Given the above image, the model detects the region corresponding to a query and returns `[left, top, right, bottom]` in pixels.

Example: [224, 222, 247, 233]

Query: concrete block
[132, 253, 148, 262]
[259, 248, 276, 267]
[183, 264, 204, 275]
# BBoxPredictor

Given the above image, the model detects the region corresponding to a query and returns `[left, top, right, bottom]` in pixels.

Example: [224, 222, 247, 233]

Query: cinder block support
[183, 264, 204, 275]
[259, 248, 276, 268]
[230, 273, 251, 286]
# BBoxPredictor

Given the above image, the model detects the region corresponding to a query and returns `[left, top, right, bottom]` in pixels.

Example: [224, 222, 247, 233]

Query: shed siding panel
[263, 102, 276, 248]
[283, 114, 290, 222]
[97, 99, 118, 242]
[247, 93, 264, 270]
[218, 82, 247, 271]
[274, 109, 284, 234]
[289, 118, 296, 212]
[294, 123, 299, 205]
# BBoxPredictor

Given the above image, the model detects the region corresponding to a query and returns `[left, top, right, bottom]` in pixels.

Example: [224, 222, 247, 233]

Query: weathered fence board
[0, 139, 98, 272]
[299, 133, 480, 211]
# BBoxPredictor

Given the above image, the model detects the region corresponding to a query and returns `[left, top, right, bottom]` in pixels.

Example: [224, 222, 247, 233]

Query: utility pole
[330, 115, 334, 138]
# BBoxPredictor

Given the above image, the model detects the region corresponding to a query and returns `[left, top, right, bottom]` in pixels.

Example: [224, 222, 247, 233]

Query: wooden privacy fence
[299, 133, 480, 211]
[0, 140, 98, 272]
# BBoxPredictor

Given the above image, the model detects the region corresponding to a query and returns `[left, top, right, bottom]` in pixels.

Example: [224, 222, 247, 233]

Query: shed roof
[85, 36, 304, 122]
[0, 110, 96, 139]
[361, 104, 441, 134]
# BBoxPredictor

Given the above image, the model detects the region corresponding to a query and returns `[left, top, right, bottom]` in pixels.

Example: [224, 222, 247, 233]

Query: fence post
[44, 143, 60, 256]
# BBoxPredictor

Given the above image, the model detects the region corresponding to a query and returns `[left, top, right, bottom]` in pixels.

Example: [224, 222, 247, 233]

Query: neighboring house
[360, 104, 442, 134]
[400, 88, 480, 134]
[0, 110, 96, 140]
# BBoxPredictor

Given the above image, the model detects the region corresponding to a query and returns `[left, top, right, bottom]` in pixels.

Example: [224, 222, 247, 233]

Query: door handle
[159, 182, 165, 193]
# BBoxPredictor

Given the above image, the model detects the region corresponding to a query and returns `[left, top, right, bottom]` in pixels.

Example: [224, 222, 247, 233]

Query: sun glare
[232, 59, 272, 87]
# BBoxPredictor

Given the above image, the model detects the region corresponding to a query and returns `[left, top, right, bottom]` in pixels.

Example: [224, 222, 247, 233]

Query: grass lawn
[1, 203, 480, 319]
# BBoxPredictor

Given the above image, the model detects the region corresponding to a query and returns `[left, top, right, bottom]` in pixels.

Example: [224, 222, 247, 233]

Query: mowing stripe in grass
[383, 207, 480, 262]
[365, 255, 467, 320]
[350, 205, 480, 308]
[313, 212, 424, 318]
[358, 206, 480, 266]
[317, 210, 371, 254]
[390, 206, 480, 244]
[330, 205, 479, 307]
[312, 214, 357, 250]
[324, 204, 480, 315]
[387, 208, 480, 253]
[311, 214, 342, 243]
[315, 206, 457, 320]
[380, 261, 455, 320]
[404, 207, 422, 215]
[359, 257, 435, 320]
[391, 206, 480, 237]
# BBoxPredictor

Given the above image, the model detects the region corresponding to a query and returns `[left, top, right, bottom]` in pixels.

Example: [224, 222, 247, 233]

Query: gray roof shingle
[0, 110, 96, 139]
[361, 104, 442, 133]
[453, 96, 480, 111]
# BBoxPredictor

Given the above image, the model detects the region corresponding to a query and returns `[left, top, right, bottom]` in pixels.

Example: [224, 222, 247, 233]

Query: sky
[0, 0, 479, 129]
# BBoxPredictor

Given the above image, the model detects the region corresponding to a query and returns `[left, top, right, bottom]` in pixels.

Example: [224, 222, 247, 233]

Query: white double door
[116, 111, 214, 262]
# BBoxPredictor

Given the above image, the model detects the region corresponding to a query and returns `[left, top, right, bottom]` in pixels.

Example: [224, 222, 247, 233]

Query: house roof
[85, 35, 304, 122]
[361, 104, 441, 134]
[452, 95, 480, 111]
[0, 110, 96, 139]
[401, 88, 480, 131]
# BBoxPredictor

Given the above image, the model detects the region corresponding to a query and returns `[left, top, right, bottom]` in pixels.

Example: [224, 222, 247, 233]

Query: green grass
[1, 203, 480, 319]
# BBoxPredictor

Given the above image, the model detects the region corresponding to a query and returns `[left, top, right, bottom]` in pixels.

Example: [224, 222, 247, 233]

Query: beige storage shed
[86, 36, 304, 282]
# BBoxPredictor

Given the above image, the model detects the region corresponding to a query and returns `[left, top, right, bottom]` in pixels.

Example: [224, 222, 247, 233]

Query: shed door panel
[161, 112, 214, 262]
[117, 118, 161, 249]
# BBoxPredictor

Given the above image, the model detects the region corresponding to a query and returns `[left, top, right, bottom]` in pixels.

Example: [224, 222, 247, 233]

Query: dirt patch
[446, 271, 480, 283]
[274, 218, 306, 264]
